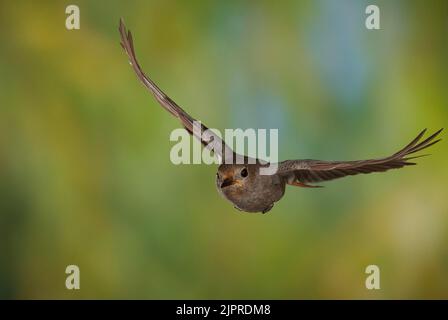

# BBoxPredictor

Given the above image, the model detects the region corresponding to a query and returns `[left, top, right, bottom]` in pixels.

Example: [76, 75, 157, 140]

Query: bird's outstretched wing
[277, 129, 442, 187]
[119, 19, 234, 163]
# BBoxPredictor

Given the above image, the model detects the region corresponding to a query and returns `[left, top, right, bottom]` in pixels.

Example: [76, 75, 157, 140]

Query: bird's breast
[216, 176, 285, 213]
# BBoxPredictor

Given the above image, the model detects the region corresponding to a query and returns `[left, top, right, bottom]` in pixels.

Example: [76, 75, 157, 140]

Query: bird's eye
[240, 168, 248, 178]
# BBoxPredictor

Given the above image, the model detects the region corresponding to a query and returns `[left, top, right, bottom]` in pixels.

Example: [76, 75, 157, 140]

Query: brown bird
[119, 20, 442, 214]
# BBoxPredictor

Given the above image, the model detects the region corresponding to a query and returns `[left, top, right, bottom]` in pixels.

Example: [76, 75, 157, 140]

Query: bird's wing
[277, 129, 442, 187]
[119, 19, 234, 163]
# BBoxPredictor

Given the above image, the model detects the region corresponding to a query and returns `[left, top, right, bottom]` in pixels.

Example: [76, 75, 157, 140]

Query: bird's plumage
[277, 128, 442, 187]
[119, 20, 234, 163]
[119, 19, 442, 213]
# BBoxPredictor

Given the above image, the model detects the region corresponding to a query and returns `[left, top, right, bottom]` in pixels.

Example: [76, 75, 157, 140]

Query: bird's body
[119, 20, 442, 214]
[216, 163, 285, 213]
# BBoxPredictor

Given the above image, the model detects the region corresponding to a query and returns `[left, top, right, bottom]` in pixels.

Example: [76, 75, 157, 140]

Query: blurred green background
[0, 0, 447, 299]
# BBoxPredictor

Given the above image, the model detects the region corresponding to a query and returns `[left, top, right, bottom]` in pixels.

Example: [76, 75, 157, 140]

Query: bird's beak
[220, 178, 235, 188]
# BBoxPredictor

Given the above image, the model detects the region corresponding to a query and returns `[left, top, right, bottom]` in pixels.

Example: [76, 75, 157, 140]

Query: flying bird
[118, 19, 442, 214]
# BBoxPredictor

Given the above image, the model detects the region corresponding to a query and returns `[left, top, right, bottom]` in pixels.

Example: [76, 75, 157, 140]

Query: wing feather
[277, 129, 442, 186]
[119, 19, 234, 163]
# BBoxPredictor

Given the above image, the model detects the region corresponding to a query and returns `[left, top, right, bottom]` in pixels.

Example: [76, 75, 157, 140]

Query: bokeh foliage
[0, 0, 447, 299]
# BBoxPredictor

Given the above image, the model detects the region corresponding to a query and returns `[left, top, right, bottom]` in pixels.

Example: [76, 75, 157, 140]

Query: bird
[118, 19, 442, 214]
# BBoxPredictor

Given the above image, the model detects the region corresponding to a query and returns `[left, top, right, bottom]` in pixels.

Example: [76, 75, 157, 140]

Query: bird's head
[216, 164, 253, 192]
